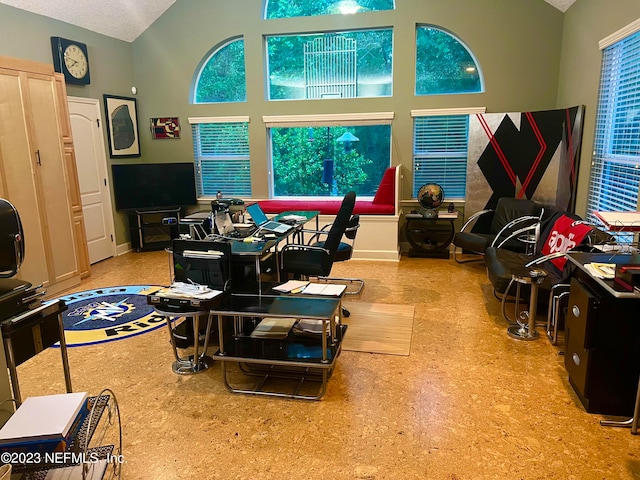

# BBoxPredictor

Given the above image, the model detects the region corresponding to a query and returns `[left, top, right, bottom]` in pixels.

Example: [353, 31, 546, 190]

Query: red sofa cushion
[257, 166, 396, 216]
[372, 167, 396, 205]
[257, 199, 394, 216]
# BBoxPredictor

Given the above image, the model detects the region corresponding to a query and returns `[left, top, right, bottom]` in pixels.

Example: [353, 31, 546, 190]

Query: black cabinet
[565, 275, 640, 416]
[404, 216, 456, 258]
[129, 208, 180, 251]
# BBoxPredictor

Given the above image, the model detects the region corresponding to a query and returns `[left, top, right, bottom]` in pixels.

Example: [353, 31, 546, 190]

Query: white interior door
[68, 96, 116, 263]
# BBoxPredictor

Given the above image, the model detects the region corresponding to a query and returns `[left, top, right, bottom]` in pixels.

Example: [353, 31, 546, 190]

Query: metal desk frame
[212, 293, 344, 400]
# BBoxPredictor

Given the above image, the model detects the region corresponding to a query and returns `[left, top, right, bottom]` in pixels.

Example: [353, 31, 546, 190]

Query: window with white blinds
[412, 115, 469, 199]
[587, 27, 640, 229]
[190, 120, 251, 197]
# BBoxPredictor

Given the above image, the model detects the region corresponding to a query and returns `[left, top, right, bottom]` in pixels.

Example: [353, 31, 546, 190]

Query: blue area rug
[56, 285, 167, 347]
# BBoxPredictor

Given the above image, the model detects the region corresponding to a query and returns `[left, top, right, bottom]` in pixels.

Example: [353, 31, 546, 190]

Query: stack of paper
[0, 392, 89, 453]
[166, 282, 223, 299]
[250, 317, 298, 339]
[584, 262, 616, 279]
[301, 283, 347, 296]
[272, 280, 309, 293]
[292, 319, 327, 336]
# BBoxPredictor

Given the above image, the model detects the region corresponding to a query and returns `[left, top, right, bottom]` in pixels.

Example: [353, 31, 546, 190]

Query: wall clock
[51, 37, 91, 85]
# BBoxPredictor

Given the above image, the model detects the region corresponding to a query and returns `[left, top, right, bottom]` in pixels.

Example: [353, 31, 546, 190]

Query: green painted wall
[557, 0, 640, 218]
[134, 0, 564, 205]
[1, 0, 592, 246]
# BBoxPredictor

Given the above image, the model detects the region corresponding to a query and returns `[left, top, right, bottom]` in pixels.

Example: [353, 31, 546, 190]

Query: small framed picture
[103, 95, 141, 157]
[151, 117, 181, 139]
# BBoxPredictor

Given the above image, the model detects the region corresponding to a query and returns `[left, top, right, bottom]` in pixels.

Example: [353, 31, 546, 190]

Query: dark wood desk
[564, 252, 640, 416]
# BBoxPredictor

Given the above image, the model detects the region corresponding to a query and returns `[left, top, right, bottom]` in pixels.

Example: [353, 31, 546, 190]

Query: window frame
[586, 19, 640, 236]
[411, 108, 484, 201]
[192, 36, 246, 104]
[188, 116, 252, 199]
[415, 24, 483, 96]
[263, 112, 394, 198]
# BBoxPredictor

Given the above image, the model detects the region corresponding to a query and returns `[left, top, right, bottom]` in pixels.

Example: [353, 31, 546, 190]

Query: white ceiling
[0, 0, 578, 43]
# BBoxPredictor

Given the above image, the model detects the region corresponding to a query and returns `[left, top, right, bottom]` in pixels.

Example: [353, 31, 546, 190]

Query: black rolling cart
[128, 208, 180, 251]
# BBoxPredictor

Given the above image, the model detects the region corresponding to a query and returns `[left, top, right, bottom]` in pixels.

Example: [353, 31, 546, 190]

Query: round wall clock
[51, 37, 91, 85]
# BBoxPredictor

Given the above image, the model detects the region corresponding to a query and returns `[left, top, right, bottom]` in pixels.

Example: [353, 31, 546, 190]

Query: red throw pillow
[372, 167, 395, 205]
[541, 214, 592, 269]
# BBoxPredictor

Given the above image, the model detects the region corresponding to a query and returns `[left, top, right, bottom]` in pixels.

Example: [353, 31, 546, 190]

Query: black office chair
[280, 191, 356, 279]
[311, 214, 364, 295]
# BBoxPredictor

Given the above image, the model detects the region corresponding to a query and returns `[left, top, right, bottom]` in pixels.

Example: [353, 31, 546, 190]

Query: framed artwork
[150, 117, 181, 139]
[103, 94, 141, 157]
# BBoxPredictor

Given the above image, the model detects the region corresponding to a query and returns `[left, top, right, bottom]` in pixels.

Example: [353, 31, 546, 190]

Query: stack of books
[250, 317, 298, 339]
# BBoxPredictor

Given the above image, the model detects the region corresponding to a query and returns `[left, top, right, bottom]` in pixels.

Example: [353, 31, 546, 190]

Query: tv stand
[129, 208, 180, 251]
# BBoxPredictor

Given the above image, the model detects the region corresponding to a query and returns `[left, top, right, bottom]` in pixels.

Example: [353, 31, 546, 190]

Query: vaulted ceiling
[0, 0, 577, 43]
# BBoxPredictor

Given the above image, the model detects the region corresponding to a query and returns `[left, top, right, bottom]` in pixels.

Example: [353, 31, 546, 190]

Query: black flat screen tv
[111, 163, 198, 211]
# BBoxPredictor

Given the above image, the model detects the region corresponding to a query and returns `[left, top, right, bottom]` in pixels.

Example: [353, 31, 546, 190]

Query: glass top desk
[211, 293, 346, 400]
[225, 210, 319, 291]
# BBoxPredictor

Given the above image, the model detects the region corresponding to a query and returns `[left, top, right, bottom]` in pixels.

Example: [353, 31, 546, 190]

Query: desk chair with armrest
[453, 197, 543, 263]
[155, 239, 232, 374]
[280, 192, 356, 312]
[309, 214, 364, 295]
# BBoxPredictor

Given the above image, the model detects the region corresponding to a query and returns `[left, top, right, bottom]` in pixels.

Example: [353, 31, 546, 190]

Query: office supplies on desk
[246, 203, 294, 234]
[214, 211, 255, 238]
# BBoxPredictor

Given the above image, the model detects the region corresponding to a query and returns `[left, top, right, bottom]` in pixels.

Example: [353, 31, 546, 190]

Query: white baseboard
[116, 243, 132, 256]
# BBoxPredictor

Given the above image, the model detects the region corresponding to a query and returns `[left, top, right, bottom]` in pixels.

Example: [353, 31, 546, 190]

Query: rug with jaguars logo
[57, 285, 169, 347]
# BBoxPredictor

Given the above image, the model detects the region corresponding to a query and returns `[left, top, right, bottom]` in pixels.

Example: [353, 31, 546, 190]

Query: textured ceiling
[543, 0, 578, 13]
[0, 0, 577, 42]
[0, 0, 176, 42]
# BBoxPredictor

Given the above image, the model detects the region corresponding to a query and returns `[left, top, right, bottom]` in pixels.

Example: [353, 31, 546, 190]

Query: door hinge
[97, 119, 100, 127]
[104, 178, 107, 186]
[110, 234, 113, 241]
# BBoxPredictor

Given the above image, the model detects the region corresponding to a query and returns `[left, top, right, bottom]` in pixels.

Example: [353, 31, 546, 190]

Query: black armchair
[280, 191, 356, 279]
[485, 210, 615, 343]
[453, 197, 543, 263]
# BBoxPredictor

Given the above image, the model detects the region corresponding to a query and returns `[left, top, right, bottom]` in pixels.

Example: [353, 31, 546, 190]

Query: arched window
[265, 0, 394, 19]
[193, 37, 246, 103]
[416, 26, 482, 95]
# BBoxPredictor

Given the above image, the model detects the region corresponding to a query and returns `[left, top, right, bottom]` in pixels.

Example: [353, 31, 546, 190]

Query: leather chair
[453, 197, 543, 263]
[484, 210, 615, 343]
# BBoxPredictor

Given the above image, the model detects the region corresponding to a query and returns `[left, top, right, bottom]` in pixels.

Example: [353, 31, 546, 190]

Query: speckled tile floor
[13, 251, 640, 479]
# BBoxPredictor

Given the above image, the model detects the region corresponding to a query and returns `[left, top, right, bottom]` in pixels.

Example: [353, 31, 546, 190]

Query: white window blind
[191, 122, 251, 197]
[587, 28, 640, 231]
[412, 115, 469, 199]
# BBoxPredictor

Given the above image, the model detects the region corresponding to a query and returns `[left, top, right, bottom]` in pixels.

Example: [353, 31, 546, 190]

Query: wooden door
[68, 96, 116, 264]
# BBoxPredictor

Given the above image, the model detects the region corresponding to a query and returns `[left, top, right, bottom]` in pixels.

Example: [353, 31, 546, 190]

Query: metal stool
[501, 266, 547, 341]
[155, 307, 215, 375]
